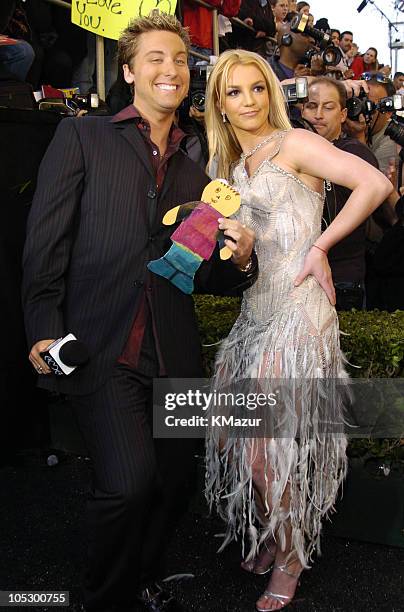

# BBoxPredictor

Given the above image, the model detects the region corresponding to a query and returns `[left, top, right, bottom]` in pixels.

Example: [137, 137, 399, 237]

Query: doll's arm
[162, 201, 201, 226]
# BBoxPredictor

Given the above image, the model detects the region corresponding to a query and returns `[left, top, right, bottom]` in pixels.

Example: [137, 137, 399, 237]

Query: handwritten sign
[72, 0, 177, 41]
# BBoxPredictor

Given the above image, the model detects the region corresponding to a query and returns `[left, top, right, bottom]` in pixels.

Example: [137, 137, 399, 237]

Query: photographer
[302, 76, 379, 310]
[393, 71, 404, 92]
[364, 72, 400, 178]
[373, 196, 404, 311]
[269, 18, 316, 81]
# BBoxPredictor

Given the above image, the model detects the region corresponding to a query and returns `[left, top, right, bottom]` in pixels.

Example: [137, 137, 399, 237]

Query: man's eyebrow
[145, 50, 187, 56]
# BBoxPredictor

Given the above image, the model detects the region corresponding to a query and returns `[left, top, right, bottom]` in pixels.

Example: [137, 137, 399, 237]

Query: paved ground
[0, 451, 403, 612]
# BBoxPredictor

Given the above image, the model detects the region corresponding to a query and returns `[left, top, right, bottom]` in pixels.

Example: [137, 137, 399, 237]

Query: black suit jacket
[22, 114, 256, 394]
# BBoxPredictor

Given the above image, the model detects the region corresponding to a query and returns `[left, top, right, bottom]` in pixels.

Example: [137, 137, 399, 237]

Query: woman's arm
[280, 129, 393, 304]
[283, 128, 393, 252]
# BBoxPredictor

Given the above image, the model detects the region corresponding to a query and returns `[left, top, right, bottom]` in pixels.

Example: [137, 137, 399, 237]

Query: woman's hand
[218, 218, 255, 269]
[294, 247, 336, 306]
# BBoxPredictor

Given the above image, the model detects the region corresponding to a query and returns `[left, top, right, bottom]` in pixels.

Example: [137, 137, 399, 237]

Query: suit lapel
[115, 122, 188, 232]
[115, 122, 155, 181]
[152, 152, 184, 232]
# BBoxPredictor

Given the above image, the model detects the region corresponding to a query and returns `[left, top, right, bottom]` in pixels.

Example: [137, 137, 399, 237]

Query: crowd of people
[1, 1, 404, 310]
[1, 3, 403, 612]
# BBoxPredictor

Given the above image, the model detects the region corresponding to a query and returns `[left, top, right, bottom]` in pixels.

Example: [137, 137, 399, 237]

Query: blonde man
[23, 12, 255, 612]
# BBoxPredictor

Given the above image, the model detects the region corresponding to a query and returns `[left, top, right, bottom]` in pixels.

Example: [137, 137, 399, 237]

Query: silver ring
[37, 366, 43, 372]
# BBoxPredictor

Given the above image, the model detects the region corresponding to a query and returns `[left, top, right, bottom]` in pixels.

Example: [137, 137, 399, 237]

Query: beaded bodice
[232, 131, 332, 330]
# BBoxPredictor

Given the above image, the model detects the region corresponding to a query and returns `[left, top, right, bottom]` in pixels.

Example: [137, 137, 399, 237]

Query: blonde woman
[204, 49, 392, 611]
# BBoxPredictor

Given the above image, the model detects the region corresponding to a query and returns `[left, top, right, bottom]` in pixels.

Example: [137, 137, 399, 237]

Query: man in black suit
[22, 11, 256, 612]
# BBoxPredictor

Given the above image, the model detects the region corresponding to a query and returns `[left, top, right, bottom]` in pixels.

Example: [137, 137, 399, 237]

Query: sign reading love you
[71, 0, 177, 40]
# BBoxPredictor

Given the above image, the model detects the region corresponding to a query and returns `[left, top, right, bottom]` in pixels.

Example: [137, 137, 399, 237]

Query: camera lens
[385, 116, 404, 147]
[290, 13, 330, 46]
[322, 45, 342, 67]
[191, 91, 206, 113]
[346, 97, 363, 121]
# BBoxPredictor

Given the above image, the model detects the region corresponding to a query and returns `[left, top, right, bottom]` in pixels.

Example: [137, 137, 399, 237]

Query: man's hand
[255, 31, 267, 39]
[294, 64, 312, 78]
[29, 339, 56, 375]
[310, 54, 324, 76]
[385, 157, 397, 188]
[189, 105, 205, 123]
[343, 79, 369, 97]
[343, 69, 355, 80]
[380, 65, 392, 77]
[294, 247, 336, 305]
[243, 17, 254, 27]
[343, 114, 367, 144]
[218, 218, 255, 269]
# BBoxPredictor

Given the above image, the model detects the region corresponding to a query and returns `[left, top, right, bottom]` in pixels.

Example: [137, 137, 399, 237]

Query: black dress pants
[71, 363, 197, 611]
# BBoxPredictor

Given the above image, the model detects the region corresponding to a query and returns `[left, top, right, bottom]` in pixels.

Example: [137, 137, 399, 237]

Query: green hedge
[194, 297, 404, 460]
[194, 296, 404, 378]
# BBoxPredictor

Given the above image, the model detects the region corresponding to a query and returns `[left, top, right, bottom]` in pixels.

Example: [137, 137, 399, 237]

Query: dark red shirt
[114, 106, 186, 373]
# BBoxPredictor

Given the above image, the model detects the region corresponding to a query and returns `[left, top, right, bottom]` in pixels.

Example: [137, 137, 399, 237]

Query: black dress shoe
[136, 583, 185, 612]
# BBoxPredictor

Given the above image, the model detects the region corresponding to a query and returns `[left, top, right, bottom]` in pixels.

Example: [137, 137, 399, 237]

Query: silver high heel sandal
[241, 539, 276, 576]
[255, 563, 301, 611]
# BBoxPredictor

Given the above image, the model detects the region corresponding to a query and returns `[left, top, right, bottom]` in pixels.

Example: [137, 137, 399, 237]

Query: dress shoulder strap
[266, 130, 289, 161]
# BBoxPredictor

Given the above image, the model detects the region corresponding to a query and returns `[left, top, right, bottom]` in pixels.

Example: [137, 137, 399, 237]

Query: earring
[222, 112, 227, 123]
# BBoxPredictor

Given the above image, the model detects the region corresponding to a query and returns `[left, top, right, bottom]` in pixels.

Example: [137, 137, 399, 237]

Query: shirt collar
[111, 104, 185, 144]
[111, 104, 143, 124]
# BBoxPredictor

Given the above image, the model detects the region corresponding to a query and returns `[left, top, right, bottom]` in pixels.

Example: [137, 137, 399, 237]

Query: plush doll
[147, 179, 241, 294]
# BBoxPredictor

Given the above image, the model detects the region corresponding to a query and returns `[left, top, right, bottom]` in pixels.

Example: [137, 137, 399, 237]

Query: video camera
[291, 13, 342, 69]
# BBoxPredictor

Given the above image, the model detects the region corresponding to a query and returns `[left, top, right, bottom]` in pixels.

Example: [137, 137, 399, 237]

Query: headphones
[281, 33, 293, 47]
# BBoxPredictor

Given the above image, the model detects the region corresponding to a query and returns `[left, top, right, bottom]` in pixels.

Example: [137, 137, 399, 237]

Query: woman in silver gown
[204, 50, 392, 611]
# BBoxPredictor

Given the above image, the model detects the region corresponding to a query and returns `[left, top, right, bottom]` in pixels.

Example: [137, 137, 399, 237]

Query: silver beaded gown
[205, 131, 348, 568]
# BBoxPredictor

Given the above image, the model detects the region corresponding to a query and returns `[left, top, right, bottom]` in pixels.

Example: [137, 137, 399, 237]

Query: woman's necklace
[240, 131, 279, 162]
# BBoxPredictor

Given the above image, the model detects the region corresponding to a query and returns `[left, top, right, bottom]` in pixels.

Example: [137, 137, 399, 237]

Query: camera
[346, 90, 375, 121]
[283, 77, 309, 104]
[40, 333, 89, 376]
[300, 46, 342, 70]
[188, 65, 210, 113]
[291, 14, 342, 70]
[321, 45, 343, 67]
[385, 114, 404, 147]
[72, 92, 99, 110]
[347, 92, 404, 122]
[290, 13, 332, 49]
[377, 94, 404, 113]
[38, 92, 99, 116]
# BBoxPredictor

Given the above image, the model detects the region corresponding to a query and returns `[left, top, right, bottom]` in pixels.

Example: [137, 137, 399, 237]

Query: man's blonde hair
[118, 10, 190, 69]
[205, 49, 291, 180]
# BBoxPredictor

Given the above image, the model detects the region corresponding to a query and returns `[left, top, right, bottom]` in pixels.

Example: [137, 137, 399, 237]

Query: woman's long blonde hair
[205, 49, 292, 180]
